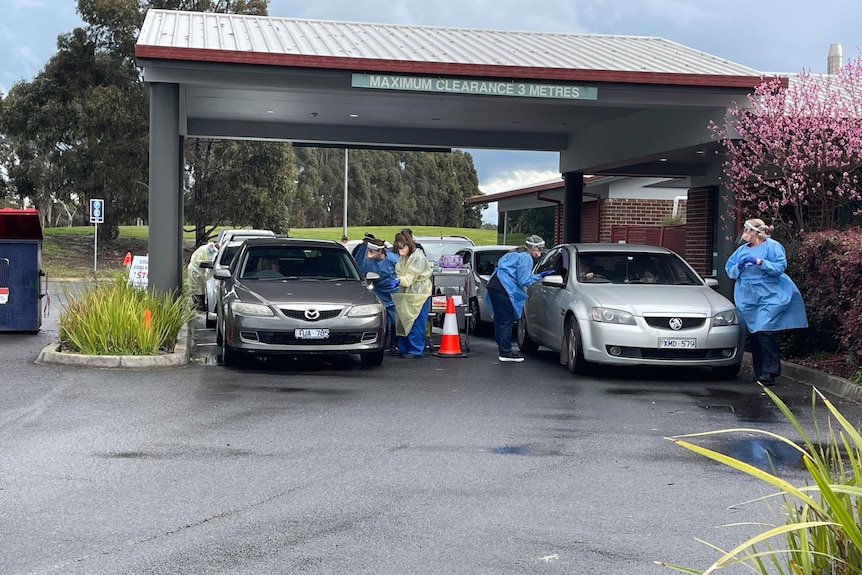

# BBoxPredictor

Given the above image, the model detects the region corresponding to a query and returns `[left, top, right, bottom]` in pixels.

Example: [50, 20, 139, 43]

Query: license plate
[295, 328, 330, 339]
[659, 338, 696, 349]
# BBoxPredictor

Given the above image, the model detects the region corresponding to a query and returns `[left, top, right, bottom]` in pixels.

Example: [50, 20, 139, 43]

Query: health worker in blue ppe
[390, 230, 433, 358]
[485, 235, 552, 362]
[725, 218, 807, 386]
[364, 238, 400, 353]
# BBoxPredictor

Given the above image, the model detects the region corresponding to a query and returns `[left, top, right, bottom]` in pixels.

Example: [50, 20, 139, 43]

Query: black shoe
[498, 352, 525, 363]
[756, 374, 775, 386]
[400, 353, 421, 359]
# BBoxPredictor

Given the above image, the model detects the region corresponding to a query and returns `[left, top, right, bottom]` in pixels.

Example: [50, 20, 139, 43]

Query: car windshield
[237, 247, 360, 280]
[575, 251, 701, 285]
[419, 239, 473, 263]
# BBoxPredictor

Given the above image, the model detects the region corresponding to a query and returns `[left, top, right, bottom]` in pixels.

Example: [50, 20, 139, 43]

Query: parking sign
[90, 199, 105, 224]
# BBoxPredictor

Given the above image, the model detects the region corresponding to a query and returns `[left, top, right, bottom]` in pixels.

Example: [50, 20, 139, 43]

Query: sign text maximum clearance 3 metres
[351, 73, 598, 100]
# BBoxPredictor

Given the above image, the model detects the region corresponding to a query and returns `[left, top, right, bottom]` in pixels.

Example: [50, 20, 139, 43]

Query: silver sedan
[518, 243, 744, 377]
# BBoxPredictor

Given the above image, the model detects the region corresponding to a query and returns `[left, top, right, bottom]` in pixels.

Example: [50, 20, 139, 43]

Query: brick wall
[684, 186, 715, 275]
[597, 198, 685, 242]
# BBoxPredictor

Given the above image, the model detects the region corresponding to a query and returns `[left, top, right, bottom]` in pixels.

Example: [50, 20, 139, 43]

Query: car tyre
[517, 314, 539, 353]
[565, 318, 588, 374]
[360, 350, 385, 367]
[712, 363, 742, 379]
[222, 336, 238, 367]
[467, 297, 480, 334]
[205, 313, 216, 329]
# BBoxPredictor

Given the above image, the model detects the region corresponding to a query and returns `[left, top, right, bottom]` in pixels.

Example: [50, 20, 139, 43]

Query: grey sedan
[214, 238, 386, 367]
[518, 243, 744, 377]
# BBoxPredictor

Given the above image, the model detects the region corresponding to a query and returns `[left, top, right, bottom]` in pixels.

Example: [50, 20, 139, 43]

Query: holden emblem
[668, 317, 683, 331]
[304, 308, 321, 320]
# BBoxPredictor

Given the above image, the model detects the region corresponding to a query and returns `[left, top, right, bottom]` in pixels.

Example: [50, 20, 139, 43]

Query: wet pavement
[2, 280, 861, 574]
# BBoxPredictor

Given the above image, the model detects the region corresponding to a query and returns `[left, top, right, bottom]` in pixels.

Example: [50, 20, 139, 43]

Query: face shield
[737, 221, 757, 245]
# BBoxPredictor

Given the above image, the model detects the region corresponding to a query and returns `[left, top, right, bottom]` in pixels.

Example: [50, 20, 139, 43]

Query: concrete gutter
[744, 352, 862, 404]
[35, 323, 193, 368]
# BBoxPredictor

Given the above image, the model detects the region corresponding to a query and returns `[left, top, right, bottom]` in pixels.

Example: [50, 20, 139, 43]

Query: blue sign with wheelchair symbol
[90, 199, 105, 224]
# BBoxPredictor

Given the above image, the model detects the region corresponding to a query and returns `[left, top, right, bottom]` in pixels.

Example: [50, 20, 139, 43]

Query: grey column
[562, 172, 584, 243]
[147, 83, 184, 296]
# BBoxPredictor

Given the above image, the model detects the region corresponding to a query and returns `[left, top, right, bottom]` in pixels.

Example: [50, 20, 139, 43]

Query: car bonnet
[234, 277, 379, 307]
[581, 283, 734, 315]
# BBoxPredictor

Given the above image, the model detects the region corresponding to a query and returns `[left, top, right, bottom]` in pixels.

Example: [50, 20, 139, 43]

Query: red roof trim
[136, 46, 787, 89]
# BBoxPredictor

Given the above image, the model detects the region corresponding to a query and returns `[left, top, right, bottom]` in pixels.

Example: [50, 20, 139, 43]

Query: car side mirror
[213, 268, 231, 280]
[365, 271, 381, 282]
[542, 274, 564, 286]
[198, 260, 213, 269]
[704, 277, 719, 289]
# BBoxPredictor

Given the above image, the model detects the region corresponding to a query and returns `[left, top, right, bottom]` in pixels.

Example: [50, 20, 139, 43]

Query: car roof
[238, 237, 341, 249]
[565, 242, 672, 255]
[459, 244, 515, 251]
[414, 235, 473, 242]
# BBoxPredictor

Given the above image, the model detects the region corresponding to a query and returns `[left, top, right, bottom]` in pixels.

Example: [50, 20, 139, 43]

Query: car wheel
[517, 314, 539, 353]
[222, 336, 237, 367]
[360, 350, 385, 367]
[565, 318, 588, 374]
[467, 297, 480, 334]
[216, 319, 223, 346]
[205, 313, 216, 329]
[712, 363, 741, 379]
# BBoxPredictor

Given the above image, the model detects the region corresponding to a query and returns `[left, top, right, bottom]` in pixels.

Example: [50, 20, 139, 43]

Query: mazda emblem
[304, 308, 320, 320]
[668, 317, 683, 330]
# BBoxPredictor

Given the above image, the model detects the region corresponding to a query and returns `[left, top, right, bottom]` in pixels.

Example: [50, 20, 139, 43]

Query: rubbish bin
[0, 208, 47, 332]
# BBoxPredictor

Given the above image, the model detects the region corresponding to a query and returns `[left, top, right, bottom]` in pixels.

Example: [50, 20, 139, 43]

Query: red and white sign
[127, 256, 149, 289]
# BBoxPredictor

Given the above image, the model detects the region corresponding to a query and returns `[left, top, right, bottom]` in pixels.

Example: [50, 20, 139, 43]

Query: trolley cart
[429, 268, 475, 353]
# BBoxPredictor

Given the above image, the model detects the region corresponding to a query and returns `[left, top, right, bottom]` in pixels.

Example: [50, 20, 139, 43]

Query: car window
[575, 252, 701, 285]
[473, 249, 511, 276]
[218, 243, 243, 268]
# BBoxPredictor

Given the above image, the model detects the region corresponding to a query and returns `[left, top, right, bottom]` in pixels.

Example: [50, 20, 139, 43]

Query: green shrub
[659, 386, 862, 574]
[59, 273, 195, 355]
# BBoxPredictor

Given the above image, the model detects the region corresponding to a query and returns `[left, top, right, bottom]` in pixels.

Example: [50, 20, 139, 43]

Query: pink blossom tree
[710, 55, 862, 232]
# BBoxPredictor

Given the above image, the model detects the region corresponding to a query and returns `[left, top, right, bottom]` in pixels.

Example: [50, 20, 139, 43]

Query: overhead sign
[351, 73, 598, 100]
[89, 199, 105, 224]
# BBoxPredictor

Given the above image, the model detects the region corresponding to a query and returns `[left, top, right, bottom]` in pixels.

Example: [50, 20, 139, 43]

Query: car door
[523, 248, 560, 346]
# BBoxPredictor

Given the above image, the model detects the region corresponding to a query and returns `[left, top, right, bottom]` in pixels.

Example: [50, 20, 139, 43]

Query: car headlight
[590, 307, 636, 325]
[347, 303, 384, 318]
[713, 309, 739, 326]
[230, 302, 274, 316]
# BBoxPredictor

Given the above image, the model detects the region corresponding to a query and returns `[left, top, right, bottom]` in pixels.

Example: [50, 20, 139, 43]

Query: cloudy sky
[2, 0, 860, 222]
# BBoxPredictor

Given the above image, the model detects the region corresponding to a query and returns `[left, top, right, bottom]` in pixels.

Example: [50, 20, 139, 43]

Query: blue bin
[0, 209, 46, 332]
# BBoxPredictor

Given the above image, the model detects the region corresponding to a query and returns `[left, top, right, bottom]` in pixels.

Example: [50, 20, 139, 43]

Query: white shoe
[498, 353, 525, 362]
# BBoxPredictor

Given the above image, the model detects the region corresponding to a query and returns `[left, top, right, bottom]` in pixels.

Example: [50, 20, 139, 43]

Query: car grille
[256, 331, 367, 345]
[608, 346, 736, 360]
[280, 309, 342, 321]
[644, 317, 705, 329]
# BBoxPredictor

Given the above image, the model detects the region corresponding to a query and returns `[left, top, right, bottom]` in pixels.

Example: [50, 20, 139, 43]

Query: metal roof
[137, 9, 765, 87]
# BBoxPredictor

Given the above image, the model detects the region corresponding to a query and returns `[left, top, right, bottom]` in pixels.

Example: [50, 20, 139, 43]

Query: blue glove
[737, 255, 757, 270]
[538, 270, 554, 277]
[386, 278, 401, 290]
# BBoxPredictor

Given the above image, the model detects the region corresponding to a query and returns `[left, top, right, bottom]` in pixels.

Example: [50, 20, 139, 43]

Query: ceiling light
[658, 158, 668, 162]
[349, 114, 359, 118]
[265, 109, 275, 114]
[695, 149, 705, 155]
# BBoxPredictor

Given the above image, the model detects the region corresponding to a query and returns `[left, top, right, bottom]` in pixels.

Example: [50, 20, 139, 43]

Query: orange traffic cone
[122, 252, 132, 267]
[434, 296, 467, 357]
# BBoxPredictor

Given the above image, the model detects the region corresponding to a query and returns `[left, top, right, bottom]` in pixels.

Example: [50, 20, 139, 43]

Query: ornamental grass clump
[59, 274, 195, 356]
[659, 386, 862, 574]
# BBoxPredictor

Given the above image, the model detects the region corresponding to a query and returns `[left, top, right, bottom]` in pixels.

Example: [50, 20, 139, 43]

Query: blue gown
[364, 251, 400, 324]
[725, 237, 808, 332]
[484, 250, 543, 319]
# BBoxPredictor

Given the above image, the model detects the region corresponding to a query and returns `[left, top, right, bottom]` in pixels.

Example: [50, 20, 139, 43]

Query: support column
[562, 171, 584, 243]
[147, 83, 184, 296]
